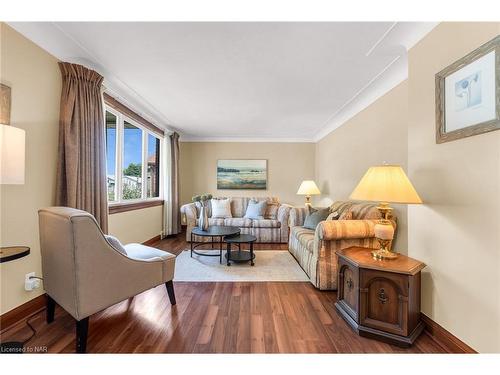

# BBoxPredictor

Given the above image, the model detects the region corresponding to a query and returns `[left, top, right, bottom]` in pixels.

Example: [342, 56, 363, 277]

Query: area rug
[173, 250, 309, 282]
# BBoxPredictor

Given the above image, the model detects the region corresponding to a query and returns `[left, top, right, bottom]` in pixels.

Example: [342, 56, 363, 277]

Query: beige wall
[179, 142, 315, 206]
[408, 22, 500, 353]
[315, 81, 409, 251]
[0, 24, 61, 314]
[108, 205, 163, 244]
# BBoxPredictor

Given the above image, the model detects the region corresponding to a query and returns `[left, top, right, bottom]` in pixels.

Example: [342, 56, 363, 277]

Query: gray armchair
[38, 207, 176, 353]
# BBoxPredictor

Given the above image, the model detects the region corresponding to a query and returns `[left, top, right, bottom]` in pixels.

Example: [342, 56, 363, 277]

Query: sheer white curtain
[162, 132, 181, 236]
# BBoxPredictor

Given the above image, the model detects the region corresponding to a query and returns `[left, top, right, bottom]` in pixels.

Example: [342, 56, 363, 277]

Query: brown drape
[55, 62, 108, 233]
[169, 132, 181, 234]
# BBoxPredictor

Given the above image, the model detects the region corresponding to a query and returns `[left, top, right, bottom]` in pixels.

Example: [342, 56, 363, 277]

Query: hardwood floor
[0, 234, 446, 353]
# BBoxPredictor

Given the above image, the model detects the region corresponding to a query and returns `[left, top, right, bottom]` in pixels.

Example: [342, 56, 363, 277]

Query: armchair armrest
[316, 219, 377, 241]
[289, 206, 308, 227]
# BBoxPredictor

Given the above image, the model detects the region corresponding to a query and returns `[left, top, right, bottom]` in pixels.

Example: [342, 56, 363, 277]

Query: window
[147, 134, 160, 198]
[106, 112, 117, 202]
[105, 107, 162, 205]
[122, 121, 143, 200]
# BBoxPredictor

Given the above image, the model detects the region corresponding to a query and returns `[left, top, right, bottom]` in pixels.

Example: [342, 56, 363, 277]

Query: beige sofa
[288, 201, 397, 291]
[181, 197, 292, 243]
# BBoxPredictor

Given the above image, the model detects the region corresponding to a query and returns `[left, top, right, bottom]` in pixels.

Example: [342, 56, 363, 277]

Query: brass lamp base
[371, 248, 399, 260]
[373, 202, 398, 260]
[304, 195, 312, 207]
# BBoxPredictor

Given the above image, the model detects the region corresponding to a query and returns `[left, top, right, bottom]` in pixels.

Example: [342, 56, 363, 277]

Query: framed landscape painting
[217, 159, 267, 190]
[436, 35, 500, 143]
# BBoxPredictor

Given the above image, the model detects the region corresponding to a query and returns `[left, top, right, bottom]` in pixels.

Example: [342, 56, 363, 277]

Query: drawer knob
[346, 278, 354, 289]
[378, 288, 388, 304]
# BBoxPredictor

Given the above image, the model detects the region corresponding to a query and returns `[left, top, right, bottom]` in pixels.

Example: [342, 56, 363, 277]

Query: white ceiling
[9, 22, 436, 141]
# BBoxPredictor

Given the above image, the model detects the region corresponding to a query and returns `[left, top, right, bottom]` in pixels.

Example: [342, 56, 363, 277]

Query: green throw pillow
[303, 207, 330, 230]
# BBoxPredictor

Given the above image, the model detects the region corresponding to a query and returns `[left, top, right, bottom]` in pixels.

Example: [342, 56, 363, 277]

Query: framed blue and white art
[217, 159, 267, 190]
[436, 35, 500, 143]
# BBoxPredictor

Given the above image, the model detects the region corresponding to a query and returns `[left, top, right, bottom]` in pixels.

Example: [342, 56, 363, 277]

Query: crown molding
[313, 22, 438, 142]
[313, 54, 407, 142]
[7, 22, 176, 134]
[180, 136, 315, 143]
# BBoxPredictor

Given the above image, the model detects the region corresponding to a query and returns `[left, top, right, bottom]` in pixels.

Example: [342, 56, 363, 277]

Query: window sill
[108, 199, 164, 215]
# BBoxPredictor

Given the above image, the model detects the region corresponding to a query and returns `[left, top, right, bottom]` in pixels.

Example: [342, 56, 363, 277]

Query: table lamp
[0, 123, 25, 184]
[0, 123, 27, 353]
[297, 180, 321, 206]
[350, 165, 422, 260]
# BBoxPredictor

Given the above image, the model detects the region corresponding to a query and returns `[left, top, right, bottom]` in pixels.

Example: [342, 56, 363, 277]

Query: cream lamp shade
[350, 165, 421, 260]
[0, 124, 26, 184]
[297, 180, 321, 196]
[349, 165, 422, 204]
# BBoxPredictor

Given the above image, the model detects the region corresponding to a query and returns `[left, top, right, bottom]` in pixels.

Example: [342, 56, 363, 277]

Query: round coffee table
[224, 234, 257, 266]
[191, 226, 240, 264]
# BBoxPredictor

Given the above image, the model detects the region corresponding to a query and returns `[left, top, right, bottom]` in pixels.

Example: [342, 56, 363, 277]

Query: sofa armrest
[316, 219, 377, 241]
[278, 203, 293, 224]
[289, 206, 308, 227]
[180, 202, 197, 225]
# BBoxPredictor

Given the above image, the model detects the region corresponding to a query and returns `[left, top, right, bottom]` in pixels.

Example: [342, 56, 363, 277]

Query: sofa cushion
[196, 218, 225, 226]
[211, 198, 232, 218]
[290, 226, 315, 253]
[303, 207, 330, 230]
[252, 219, 281, 228]
[124, 243, 175, 261]
[224, 218, 252, 227]
[244, 199, 267, 219]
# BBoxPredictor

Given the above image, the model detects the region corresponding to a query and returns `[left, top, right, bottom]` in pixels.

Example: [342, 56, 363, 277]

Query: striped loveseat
[181, 197, 292, 243]
[288, 201, 397, 290]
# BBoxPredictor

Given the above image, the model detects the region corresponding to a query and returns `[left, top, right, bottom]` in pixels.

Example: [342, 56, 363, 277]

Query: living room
[1, 0, 499, 372]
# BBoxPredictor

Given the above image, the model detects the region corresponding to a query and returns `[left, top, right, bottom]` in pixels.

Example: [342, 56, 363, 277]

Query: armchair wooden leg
[165, 280, 176, 305]
[46, 295, 55, 324]
[76, 317, 89, 353]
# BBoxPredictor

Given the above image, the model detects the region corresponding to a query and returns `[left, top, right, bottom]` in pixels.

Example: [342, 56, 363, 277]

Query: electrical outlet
[24, 272, 40, 291]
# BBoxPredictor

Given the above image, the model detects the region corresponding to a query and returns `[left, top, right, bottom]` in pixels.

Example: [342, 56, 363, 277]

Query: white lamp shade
[350, 165, 422, 204]
[0, 124, 26, 184]
[297, 180, 321, 195]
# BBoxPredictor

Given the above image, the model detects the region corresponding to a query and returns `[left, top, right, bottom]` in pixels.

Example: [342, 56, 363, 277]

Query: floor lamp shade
[0, 124, 25, 184]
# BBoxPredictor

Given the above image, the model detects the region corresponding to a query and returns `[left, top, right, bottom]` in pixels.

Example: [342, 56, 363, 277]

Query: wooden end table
[335, 246, 426, 347]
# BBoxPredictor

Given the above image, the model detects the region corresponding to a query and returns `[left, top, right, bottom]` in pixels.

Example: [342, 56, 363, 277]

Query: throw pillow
[326, 211, 341, 221]
[303, 207, 330, 230]
[339, 209, 353, 220]
[211, 198, 232, 218]
[104, 235, 127, 255]
[244, 199, 267, 220]
[265, 202, 279, 219]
